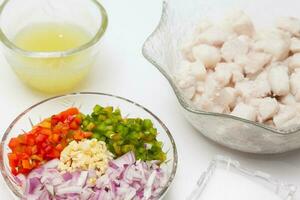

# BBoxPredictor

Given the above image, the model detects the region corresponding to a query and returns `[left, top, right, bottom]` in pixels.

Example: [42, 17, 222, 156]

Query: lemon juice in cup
[12, 23, 92, 93]
[0, 0, 107, 93]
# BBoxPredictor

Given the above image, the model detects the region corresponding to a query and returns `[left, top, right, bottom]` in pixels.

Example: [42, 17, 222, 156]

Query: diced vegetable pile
[82, 105, 166, 162]
[8, 105, 168, 200]
[8, 108, 91, 175]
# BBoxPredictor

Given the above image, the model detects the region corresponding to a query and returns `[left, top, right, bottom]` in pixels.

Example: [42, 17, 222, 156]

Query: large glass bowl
[0, 92, 177, 199]
[142, 0, 300, 154]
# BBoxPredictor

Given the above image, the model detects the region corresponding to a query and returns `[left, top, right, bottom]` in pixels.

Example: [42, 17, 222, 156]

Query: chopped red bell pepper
[7, 107, 92, 175]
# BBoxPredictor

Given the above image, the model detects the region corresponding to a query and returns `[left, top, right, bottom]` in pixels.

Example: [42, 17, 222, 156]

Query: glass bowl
[0, 0, 107, 94]
[0, 92, 178, 199]
[142, 0, 300, 154]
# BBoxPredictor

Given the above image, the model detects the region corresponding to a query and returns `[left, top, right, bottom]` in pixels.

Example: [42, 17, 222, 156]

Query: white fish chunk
[236, 72, 270, 98]
[221, 36, 249, 62]
[232, 70, 245, 83]
[192, 94, 214, 112]
[176, 67, 197, 89]
[177, 77, 195, 89]
[192, 44, 221, 69]
[196, 81, 205, 94]
[224, 10, 255, 37]
[216, 62, 243, 73]
[297, 103, 300, 112]
[211, 105, 230, 114]
[182, 41, 197, 62]
[290, 37, 300, 53]
[231, 103, 257, 121]
[227, 62, 244, 83]
[235, 80, 255, 98]
[175, 62, 197, 89]
[289, 53, 300, 71]
[214, 64, 232, 87]
[276, 17, 300, 37]
[253, 29, 291, 61]
[178, 60, 207, 81]
[265, 120, 275, 127]
[177, 76, 196, 89]
[248, 98, 262, 108]
[196, 92, 230, 113]
[256, 69, 269, 80]
[253, 79, 271, 98]
[203, 72, 222, 97]
[257, 97, 279, 122]
[279, 93, 297, 105]
[196, 26, 232, 47]
[216, 87, 238, 109]
[273, 105, 297, 127]
[290, 69, 300, 101]
[189, 60, 207, 81]
[268, 65, 290, 96]
[252, 67, 272, 98]
[216, 62, 244, 83]
[296, 93, 300, 102]
[281, 115, 300, 128]
[237, 52, 272, 75]
[234, 54, 248, 67]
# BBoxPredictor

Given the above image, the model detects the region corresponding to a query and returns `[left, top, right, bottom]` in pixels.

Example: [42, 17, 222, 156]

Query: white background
[0, 0, 299, 199]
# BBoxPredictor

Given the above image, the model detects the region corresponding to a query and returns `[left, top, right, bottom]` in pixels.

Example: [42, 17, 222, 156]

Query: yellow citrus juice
[11, 23, 93, 93]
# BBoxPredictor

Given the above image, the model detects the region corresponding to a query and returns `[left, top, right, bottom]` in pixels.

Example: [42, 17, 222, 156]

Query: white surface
[0, 0, 299, 199]
[198, 169, 282, 200]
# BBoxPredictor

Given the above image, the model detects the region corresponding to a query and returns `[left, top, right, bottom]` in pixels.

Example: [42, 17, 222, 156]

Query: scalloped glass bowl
[142, 0, 300, 154]
[0, 92, 177, 199]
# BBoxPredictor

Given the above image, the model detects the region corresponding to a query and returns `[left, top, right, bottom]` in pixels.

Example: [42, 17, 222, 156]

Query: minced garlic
[58, 139, 113, 176]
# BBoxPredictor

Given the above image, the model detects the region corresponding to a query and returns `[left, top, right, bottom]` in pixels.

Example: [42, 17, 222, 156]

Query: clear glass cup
[0, 92, 178, 199]
[0, 0, 108, 94]
[143, 0, 300, 154]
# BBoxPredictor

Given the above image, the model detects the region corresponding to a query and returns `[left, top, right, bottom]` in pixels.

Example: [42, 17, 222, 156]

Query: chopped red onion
[26, 177, 43, 195]
[62, 172, 73, 181]
[18, 152, 168, 200]
[55, 186, 83, 195]
[42, 159, 60, 169]
[109, 151, 135, 168]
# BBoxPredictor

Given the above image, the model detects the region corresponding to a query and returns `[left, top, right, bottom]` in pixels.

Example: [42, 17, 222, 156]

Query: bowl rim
[0, 92, 178, 199]
[0, 0, 108, 58]
[142, 1, 300, 136]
